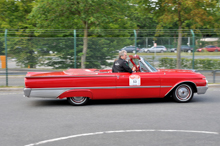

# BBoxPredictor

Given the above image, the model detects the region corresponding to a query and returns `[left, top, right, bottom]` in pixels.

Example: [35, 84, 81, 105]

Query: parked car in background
[197, 45, 220, 52]
[143, 48, 150, 52]
[170, 45, 193, 52]
[121, 46, 140, 53]
[146, 46, 167, 53]
[138, 48, 145, 53]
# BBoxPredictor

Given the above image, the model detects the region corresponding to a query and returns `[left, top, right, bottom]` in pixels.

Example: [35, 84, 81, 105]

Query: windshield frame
[139, 57, 158, 72]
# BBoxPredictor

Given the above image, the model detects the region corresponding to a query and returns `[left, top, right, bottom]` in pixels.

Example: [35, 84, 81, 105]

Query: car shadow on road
[27, 98, 173, 107]
[89, 98, 173, 106]
[27, 95, 213, 107]
[28, 99, 69, 107]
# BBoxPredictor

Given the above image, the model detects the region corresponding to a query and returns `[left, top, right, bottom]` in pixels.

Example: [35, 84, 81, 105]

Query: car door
[126, 47, 132, 53]
[181, 46, 186, 52]
[155, 47, 161, 52]
[116, 72, 161, 99]
[207, 46, 214, 52]
[80, 74, 117, 100]
[150, 47, 156, 53]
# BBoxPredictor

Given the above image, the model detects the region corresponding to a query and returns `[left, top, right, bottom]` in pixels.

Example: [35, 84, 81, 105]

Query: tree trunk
[81, 22, 88, 69]
[176, 26, 182, 69]
[176, 2, 182, 69]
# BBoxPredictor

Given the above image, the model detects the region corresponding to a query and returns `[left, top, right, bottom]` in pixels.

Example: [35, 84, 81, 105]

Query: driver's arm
[122, 61, 133, 73]
[132, 66, 136, 72]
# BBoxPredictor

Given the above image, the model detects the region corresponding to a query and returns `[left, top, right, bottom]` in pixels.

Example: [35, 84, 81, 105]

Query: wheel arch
[58, 89, 93, 99]
[165, 81, 197, 97]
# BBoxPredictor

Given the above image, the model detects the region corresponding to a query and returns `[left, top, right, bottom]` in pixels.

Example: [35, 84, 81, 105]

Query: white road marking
[25, 129, 219, 146]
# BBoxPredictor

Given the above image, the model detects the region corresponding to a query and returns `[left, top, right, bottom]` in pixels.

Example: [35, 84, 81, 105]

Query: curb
[0, 88, 23, 91]
[208, 84, 220, 87]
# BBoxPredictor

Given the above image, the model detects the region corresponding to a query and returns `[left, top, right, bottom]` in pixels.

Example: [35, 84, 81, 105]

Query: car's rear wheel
[215, 49, 218, 52]
[160, 50, 164, 53]
[172, 84, 194, 103]
[67, 97, 89, 106]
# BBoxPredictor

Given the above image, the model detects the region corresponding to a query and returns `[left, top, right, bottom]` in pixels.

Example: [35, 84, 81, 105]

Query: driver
[112, 50, 136, 73]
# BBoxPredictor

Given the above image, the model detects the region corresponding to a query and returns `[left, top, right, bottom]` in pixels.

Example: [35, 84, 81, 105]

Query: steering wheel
[136, 65, 140, 72]
[129, 58, 140, 72]
[132, 65, 140, 72]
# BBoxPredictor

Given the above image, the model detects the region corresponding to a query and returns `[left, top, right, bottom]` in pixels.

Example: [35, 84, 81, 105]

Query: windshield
[128, 58, 139, 68]
[143, 59, 158, 72]
[128, 57, 158, 72]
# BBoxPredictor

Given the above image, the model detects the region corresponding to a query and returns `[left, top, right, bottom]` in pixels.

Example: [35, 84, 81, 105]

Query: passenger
[112, 50, 136, 73]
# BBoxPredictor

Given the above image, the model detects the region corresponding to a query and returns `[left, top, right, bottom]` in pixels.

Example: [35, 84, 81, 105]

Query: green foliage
[0, 37, 4, 55]
[28, 0, 136, 68]
[159, 57, 220, 70]
[0, 0, 34, 29]
[159, 57, 177, 69]
[38, 37, 134, 69]
[7, 37, 40, 68]
[138, 0, 220, 68]
[29, 0, 136, 30]
[0, 0, 36, 67]
[1, 0, 220, 69]
[139, 0, 220, 30]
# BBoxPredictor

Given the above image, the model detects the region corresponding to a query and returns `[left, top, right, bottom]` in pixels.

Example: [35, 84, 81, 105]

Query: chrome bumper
[197, 85, 208, 94]
[24, 88, 32, 97]
[23, 88, 67, 98]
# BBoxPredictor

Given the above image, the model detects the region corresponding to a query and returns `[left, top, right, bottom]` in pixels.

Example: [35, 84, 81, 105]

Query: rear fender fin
[58, 89, 93, 99]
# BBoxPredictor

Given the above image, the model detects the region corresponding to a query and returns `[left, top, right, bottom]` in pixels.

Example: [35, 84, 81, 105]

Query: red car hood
[158, 69, 205, 78]
[158, 69, 195, 73]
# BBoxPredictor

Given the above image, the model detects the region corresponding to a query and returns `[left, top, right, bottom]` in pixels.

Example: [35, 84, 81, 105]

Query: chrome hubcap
[177, 87, 189, 99]
[70, 97, 86, 103]
[176, 85, 191, 101]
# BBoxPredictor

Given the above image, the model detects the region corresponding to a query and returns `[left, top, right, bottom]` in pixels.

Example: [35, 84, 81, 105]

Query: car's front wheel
[67, 97, 89, 106]
[172, 84, 194, 103]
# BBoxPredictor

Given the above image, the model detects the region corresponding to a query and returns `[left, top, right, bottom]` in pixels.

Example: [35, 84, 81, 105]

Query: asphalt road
[0, 86, 219, 146]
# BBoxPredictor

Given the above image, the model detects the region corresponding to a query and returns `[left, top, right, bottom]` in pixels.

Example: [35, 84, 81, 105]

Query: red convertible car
[24, 55, 208, 106]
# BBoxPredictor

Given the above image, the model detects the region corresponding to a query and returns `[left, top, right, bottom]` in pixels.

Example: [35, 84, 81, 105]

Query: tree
[139, 0, 220, 68]
[29, 0, 135, 68]
[0, 0, 37, 67]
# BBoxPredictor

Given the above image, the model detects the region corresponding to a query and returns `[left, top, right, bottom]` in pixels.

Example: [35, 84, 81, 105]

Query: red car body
[197, 45, 220, 52]
[24, 55, 208, 105]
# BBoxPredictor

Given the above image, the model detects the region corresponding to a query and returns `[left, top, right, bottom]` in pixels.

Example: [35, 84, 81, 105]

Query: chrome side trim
[197, 85, 208, 94]
[29, 86, 171, 90]
[117, 86, 161, 89]
[25, 86, 172, 98]
[161, 86, 172, 88]
[25, 75, 116, 78]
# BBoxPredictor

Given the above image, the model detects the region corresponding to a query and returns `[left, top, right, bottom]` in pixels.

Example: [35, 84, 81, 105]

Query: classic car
[24, 55, 208, 106]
